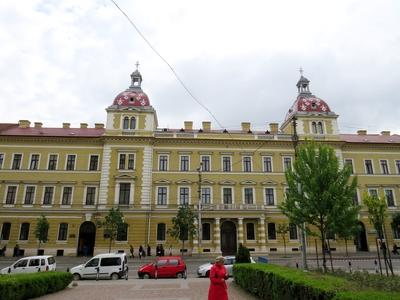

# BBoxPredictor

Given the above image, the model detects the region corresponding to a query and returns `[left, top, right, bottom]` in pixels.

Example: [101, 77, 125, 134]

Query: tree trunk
[283, 236, 287, 256]
[344, 238, 349, 257]
[375, 238, 383, 276]
[382, 224, 394, 276]
[108, 238, 112, 253]
[315, 239, 320, 269]
[320, 221, 327, 273]
[327, 239, 334, 272]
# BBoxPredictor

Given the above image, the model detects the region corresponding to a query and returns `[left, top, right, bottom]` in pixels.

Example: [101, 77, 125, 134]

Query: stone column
[238, 218, 244, 245]
[259, 216, 267, 252]
[214, 218, 221, 253]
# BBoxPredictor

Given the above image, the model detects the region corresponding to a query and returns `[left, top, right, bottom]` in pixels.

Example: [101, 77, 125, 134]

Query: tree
[236, 243, 251, 263]
[167, 204, 196, 256]
[276, 223, 289, 256]
[35, 215, 49, 251]
[279, 142, 358, 272]
[97, 207, 126, 253]
[363, 193, 394, 276]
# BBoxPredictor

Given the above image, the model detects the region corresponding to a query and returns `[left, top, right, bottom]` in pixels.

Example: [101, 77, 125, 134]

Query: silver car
[197, 256, 255, 277]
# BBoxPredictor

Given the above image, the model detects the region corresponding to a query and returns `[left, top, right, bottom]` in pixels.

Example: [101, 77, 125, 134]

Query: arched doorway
[355, 221, 368, 251]
[221, 220, 237, 255]
[78, 221, 96, 256]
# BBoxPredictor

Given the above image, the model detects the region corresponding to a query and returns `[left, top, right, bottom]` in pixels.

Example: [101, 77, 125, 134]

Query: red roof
[113, 90, 150, 107]
[0, 125, 104, 137]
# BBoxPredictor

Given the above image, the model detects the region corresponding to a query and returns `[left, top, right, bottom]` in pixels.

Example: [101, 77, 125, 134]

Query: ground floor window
[246, 223, 255, 240]
[58, 223, 68, 241]
[289, 223, 298, 240]
[268, 223, 276, 240]
[19, 223, 30, 240]
[1, 222, 11, 240]
[157, 223, 166, 241]
[202, 223, 211, 240]
[116, 223, 128, 241]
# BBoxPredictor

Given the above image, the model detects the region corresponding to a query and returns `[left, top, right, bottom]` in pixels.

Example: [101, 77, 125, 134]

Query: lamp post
[197, 163, 203, 255]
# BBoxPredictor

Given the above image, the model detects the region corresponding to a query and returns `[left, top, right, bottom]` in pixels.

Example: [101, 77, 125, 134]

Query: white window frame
[264, 187, 276, 206]
[88, 154, 100, 171]
[380, 159, 390, 175]
[23, 185, 36, 206]
[60, 186, 74, 207]
[289, 223, 299, 241]
[47, 153, 58, 170]
[4, 185, 18, 206]
[200, 155, 211, 172]
[243, 187, 255, 205]
[282, 156, 293, 171]
[84, 186, 98, 206]
[179, 155, 190, 172]
[29, 153, 40, 170]
[242, 156, 252, 172]
[245, 222, 256, 241]
[115, 181, 134, 205]
[178, 186, 191, 205]
[10, 153, 23, 170]
[221, 187, 234, 204]
[156, 186, 169, 206]
[57, 223, 69, 242]
[65, 154, 77, 171]
[384, 188, 396, 207]
[158, 154, 169, 171]
[368, 188, 379, 198]
[42, 186, 55, 207]
[395, 160, 400, 175]
[262, 156, 273, 173]
[201, 186, 212, 204]
[344, 158, 354, 174]
[364, 159, 374, 175]
[221, 156, 232, 172]
[0, 152, 5, 169]
[156, 223, 167, 242]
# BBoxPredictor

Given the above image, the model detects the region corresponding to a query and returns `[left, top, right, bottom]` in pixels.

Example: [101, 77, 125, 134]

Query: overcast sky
[1, 0, 400, 133]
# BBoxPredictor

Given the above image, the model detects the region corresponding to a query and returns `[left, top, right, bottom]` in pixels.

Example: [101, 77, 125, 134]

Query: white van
[0, 255, 56, 274]
[70, 253, 128, 280]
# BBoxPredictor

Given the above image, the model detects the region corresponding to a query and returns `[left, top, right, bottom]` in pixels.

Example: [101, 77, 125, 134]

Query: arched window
[311, 122, 317, 134]
[157, 223, 166, 241]
[317, 122, 324, 134]
[130, 117, 136, 129]
[1, 222, 11, 240]
[19, 223, 30, 240]
[123, 117, 129, 129]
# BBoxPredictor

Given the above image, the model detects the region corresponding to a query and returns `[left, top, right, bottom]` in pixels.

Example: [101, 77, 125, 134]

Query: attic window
[130, 97, 135, 102]
[311, 102, 317, 109]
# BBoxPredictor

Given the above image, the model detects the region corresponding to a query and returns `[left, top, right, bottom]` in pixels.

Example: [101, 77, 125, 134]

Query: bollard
[348, 261, 352, 273]
[374, 259, 378, 274]
[296, 262, 299, 269]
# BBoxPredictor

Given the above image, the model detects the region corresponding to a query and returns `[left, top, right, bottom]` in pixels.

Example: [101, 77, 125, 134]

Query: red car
[138, 256, 186, 279]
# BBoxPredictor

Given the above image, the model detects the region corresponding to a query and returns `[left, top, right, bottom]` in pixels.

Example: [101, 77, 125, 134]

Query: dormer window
[123, 116, 136, 130]
[311, 121, 324, 134]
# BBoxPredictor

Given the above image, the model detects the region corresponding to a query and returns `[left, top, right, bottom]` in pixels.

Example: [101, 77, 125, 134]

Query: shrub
[0, 271, 72, 300]
[235, 243, 251, 263]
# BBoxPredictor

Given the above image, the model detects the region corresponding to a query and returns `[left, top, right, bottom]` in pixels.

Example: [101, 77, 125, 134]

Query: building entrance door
[355, 221, 368, 251]
[221, 220, 237, 255]
[78, 221, 96, 256]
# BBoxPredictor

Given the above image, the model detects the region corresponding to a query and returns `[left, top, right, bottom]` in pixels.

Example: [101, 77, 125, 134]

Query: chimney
[381, 131, 390, 136]
[184, 121, 193, 131]
[80, 123, 88, 129]
[269, 123, 279, 134]
[63, 123, 70, 129]
[18, 120, 31, 128]
[241, 122, 251, 132]
[95, 123, 104, 129]
[357, 130, 367, 135]
[202, 121, 211, 132]
[34, 122, 42, 128]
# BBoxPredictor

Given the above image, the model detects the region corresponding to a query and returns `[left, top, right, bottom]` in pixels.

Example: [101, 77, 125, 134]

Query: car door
[224, 258, 234, 276]
[11, 258, 29, 274]
[155, 259, 168, 278]
[82, 258, 99, 279]
[27, 258, 41, 273]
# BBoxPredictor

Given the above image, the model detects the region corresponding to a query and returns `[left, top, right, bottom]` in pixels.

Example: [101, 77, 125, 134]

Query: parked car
[197, 255, 255, 277]
[138, 256, 186, 279]
[70, 253, 128, 280]
[0, 255, 56, 274]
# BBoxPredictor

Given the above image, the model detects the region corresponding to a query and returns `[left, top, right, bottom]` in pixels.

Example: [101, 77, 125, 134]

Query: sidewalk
[37, 278, 258, 300]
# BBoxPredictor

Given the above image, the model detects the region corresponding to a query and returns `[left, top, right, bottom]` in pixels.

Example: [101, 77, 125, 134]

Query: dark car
[138, 256, 186, 279]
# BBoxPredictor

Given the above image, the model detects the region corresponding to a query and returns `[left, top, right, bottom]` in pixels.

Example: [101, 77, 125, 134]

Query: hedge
[233, 264, 400, 300]
[0, 271, 73, 300]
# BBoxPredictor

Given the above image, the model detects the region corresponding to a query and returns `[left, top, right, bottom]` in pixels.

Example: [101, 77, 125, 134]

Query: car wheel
[73, 273, 81, 281]
[143, 273, 150, 279]
[176, 272, 184, 279]
[111, 273, 119, 280]
[205, 271, 210, 278]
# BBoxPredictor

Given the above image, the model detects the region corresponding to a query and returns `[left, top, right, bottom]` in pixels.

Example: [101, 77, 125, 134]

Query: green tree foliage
[235, 243, 251, 263]
[167, 204, 196, 255]
[279, 142, 358, 272]
[276, 224, 289, 256]
[97, 207, 126, 253]
[35, 215, 49, 250]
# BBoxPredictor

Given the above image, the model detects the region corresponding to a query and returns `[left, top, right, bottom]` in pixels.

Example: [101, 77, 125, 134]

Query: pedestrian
[0, 245, 6, 256]
[13, 243, 19, 257]
[380, 240, 387, 254]
[156, 244, 161, 256]
[147, 244, 151, 256]
[169, 245, 172, 256]
[392, 243, 399, 255]
[130, 244, 135, 259]
[208, 256, 228, 300]
[160, 244, 165, 256]
[139, 245, 143, 259]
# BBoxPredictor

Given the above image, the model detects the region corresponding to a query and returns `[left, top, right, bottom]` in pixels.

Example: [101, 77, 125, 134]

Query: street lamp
[197, 162, 203, 255]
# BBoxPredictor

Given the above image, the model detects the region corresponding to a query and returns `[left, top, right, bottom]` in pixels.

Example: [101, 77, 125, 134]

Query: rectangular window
[29, 154, 40, 170]
[0, 153, 4, 169]
[289, 223, 298, 240]
[6, 186, 17, 205]
[116, 223, 128, 241]
[128, 154, 135, 170]
[85, 187, 96, 205]
[43, 187, 54, 205]
[222, 156, 231, 172]
[265, 188, 275, 206]
[246, 223, 255, 240]
[119, 183, 130, 205]
[380, 160, 389, 175]
[202, 223, 211, 240]
[48, 154, 58, 170]
[396, 160, 400, 175]
[119, 154, 126, 169]
[283, 157, 292, 171]
[385, 189, 395, 207]
[58, 223, 68, 241]
[12, 154, 22, 170]
[24, 186, 35, 205]
[344, 159, 354, 174]
[201, 156, 210, 172]
[263, 156, 272, 172]
[353, 190, 359, 206]
[223, 188, 232, 204]
[267, 223, 276, 240]
[159, 155, 168, 171]
[201, 187, 211, 204]
[66, 155, 76, 171]
[157, 187, 167, 205]
[243, 156, 252, 172]
[365, 160, 374, 174]
[89, 155, 99, 171]
[1, 223, 11, 240]
[180, 155, 189, 171]
[244, 188, 253, 204]
[61, 187, 72, 205]
[19, 223, 30, 240]
[179, 187, 189, 205]
[157, 223, 166, 240]
[369, 188, 378, 198]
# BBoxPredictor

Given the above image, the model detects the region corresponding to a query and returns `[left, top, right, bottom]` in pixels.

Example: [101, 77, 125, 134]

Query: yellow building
[0, 69, 399, 257]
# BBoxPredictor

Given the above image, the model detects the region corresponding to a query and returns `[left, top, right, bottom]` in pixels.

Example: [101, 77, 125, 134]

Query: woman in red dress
[208, 256, 228, 300]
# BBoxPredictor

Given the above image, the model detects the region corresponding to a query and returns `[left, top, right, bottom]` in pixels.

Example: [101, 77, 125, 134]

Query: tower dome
[112, 63, 150, 107]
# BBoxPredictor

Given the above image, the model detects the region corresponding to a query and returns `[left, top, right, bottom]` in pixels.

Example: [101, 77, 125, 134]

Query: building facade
[0, 69, 399, 257]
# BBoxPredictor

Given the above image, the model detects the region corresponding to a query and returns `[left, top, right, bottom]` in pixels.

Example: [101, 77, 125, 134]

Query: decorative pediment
[175, 179, 193, 184]
[261, 180, 278, 186]
[240, 180, 257, 185]
[154, 179, 171, 184]
[202, 179, 215, 185]
[219, 180, 236, 185]
[114, 174, 136, 180]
